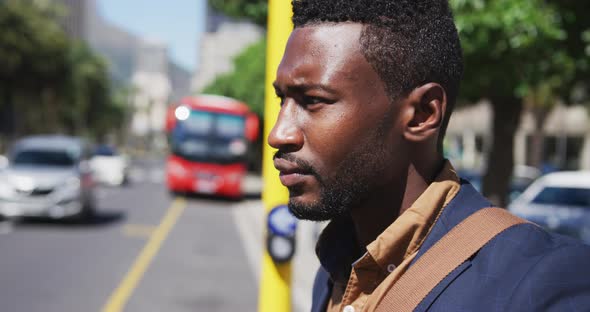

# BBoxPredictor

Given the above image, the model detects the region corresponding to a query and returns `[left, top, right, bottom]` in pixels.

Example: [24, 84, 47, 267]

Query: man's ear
[403, 83, 447, 142]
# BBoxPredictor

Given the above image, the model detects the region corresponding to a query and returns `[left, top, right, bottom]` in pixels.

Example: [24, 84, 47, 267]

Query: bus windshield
[170, 110, 247, 164]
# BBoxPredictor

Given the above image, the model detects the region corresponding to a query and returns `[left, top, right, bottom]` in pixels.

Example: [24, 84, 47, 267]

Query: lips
[273, 158, 311, 187]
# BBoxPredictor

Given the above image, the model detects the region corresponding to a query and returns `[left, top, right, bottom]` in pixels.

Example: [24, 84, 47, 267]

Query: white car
[509, 171, 590, 243]
[90, 145, 130, 186]
[0, 135, 96, 220]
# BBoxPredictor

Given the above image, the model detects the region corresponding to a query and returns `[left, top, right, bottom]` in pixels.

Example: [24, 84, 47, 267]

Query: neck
[350, 158, 444, 249]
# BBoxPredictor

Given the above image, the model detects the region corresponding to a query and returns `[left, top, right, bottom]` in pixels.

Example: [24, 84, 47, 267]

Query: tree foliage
[452, 0, 576, 102]
[0, 0, 69, 86]
[209, 0, 268, 26]
[553, 0, 590, 102]
[64, 43, 126, 139]
[0, 0, 126, 144]
[202, 38, 266, 117]
[450, 0, 590, 205]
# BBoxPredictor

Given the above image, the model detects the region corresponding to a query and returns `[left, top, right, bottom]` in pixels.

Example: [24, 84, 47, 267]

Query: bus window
[217, 115, 245, 139]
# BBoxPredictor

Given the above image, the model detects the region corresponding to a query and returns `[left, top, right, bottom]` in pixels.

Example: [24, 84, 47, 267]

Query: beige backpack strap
[375, 207, 527, 312]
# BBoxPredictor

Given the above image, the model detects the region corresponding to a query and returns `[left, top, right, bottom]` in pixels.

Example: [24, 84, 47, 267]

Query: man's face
[269, 23, 406, 221]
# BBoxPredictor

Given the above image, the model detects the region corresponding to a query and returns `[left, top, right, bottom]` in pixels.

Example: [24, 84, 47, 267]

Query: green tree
[64, 42, 125, 140]
[553, 0, 590, 100]
[203, 38, 266, 117]
[0, 0, 127, 144]
[209, 0, 268, 26]
[0, 0, 69, 137]
[450, 0, 584, 206]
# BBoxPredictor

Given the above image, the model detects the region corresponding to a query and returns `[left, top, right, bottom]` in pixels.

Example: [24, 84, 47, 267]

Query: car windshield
[12, 149, 76, 167]
[532, 186, 590, 208]
[170, 110, 246, 164]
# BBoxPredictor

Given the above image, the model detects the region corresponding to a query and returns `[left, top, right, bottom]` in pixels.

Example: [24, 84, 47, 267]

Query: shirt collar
[316, 160, 460, 281]
[366, 161, 460, 273]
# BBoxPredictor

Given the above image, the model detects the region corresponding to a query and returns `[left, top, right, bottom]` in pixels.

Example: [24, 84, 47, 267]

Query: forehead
[287, 23, 363, 56]
[276, 23, 367, 86]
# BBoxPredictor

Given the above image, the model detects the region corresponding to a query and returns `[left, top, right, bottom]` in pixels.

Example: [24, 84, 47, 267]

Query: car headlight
[13, 175, 35, 193]
[0, 180, 15, 198]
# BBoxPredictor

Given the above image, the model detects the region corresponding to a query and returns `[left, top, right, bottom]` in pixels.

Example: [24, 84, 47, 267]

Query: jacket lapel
[311, 267, 332, 312]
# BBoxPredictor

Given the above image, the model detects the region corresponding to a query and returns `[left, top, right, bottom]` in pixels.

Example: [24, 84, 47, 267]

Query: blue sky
[97, 0, 206, 71]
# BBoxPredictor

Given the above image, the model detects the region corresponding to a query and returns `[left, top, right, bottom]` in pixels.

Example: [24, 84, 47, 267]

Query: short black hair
[292, 0, 463, 149]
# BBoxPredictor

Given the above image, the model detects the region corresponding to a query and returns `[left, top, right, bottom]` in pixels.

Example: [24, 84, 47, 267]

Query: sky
[97, 0, 207, 72]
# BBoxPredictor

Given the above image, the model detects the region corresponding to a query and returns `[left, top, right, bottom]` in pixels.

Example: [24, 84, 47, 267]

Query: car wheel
[121, 173, 130, 186]
[76, 200, 96, 222]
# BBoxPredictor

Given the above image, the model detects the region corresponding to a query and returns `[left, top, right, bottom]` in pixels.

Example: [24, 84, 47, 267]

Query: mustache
[273, 151, 317, 176]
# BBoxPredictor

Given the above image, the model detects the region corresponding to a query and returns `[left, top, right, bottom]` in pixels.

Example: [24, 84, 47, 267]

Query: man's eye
[302, 96, 325, 106]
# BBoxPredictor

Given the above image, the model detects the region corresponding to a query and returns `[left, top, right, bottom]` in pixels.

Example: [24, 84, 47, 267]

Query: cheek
[303, 110, 375, 171]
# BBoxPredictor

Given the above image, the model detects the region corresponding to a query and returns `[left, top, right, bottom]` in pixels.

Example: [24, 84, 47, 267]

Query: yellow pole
[258, 0, 293, 311]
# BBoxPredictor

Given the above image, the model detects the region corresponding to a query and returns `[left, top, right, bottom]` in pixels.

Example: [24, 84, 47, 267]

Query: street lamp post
[258, 1, 294, 311]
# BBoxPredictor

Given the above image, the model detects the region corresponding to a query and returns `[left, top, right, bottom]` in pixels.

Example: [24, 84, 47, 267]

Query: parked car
[0, 135, 96, 220]
[509, 171, 590, 243]
[89, 144, 129, 186]
[458, 165, 541, 202]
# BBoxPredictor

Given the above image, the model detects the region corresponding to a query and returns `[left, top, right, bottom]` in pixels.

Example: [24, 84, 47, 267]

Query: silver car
[0, 135, 96, 220]
[509, 171, 590, 243]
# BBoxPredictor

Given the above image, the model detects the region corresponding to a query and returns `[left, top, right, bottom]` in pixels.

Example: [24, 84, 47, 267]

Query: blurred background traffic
[1, 0, 590, 311]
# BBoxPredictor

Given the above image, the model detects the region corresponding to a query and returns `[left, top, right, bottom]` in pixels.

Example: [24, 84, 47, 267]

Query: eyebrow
[272, 82, 338, 95]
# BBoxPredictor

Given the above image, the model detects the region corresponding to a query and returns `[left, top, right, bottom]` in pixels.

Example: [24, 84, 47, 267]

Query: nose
[268, 102, 304, 152]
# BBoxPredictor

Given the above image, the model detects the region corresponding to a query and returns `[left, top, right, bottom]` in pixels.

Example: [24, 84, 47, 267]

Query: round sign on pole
[266, 234, 296, 264]
[267, 205, 297, 237]
[267, 205, 298, 263]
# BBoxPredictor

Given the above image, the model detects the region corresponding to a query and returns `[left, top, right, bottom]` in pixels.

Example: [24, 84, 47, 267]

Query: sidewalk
[233, 174, 324, 312]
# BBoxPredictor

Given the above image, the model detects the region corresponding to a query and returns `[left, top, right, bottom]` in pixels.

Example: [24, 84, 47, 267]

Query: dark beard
[287, 144, 384, 221]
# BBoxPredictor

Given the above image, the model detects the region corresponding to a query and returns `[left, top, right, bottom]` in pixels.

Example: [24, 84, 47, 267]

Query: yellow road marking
[122, 224, 157, 238]
[101, 198, 187, 312]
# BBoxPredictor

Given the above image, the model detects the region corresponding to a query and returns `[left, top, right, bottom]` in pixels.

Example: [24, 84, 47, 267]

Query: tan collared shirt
[316, 161, 460, 312]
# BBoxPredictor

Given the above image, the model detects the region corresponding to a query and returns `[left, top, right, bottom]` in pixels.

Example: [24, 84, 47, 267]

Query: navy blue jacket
[311, 181, 590, 311]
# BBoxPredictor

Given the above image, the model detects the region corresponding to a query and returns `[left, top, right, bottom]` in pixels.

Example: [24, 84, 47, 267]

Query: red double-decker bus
[165, 95, 259, 198]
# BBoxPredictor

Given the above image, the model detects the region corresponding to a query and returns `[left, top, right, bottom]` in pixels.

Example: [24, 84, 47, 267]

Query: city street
[0, 160, 260, 312]
[4, 0, 590, 311]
